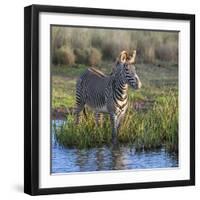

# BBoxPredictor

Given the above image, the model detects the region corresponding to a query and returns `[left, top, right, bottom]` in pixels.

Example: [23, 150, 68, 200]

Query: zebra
[75, 50, 142, 143]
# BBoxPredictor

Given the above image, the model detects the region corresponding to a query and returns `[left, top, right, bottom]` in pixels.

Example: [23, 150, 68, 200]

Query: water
[51, 120, 178, 174]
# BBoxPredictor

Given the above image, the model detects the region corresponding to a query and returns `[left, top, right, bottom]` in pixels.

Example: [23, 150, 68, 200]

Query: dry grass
[51, 26, 178, 66]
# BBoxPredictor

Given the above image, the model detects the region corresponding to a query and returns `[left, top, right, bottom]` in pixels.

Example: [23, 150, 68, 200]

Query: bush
[101, 40, 119, 61]
[88, 48, 102, 66]
[51, 27, 178, 65]
[52, 47, 75, 65]
[91, 34, 102, 48]
[155, 43, 178, 63]
[144, 46, 156, 63]
[74, 48, 89, 64]
[136, 38, 156, 63]
[74, 48, 102, 66]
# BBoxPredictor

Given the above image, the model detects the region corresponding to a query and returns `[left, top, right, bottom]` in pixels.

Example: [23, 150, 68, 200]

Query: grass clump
[54, 90, 178, 152]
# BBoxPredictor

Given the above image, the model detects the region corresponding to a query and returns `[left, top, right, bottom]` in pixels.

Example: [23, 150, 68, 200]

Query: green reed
[53, 90, 178, 152]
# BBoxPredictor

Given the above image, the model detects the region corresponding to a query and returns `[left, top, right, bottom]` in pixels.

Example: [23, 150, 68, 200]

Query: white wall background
[0, 0, 199, 199]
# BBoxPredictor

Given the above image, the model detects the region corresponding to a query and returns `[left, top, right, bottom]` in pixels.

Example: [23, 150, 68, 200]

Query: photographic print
[51, 26, 179, 174]
[24, 5, 195, 195]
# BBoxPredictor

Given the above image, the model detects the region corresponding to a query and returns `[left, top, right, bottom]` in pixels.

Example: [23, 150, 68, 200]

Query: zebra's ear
[119, 50, 129, 63]
[129, 50, 137, 64]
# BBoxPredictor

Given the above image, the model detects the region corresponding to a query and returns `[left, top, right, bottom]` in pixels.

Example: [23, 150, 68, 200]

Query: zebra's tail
[83, 107, 87, 119]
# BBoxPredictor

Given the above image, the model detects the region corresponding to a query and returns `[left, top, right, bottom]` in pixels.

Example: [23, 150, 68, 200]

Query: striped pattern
[75, 62, 142, 143]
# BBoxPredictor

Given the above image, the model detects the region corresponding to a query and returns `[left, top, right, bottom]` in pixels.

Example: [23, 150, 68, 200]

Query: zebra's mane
[88, 67, 107, 78]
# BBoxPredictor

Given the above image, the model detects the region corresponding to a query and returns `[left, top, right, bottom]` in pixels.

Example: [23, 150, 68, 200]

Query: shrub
[74, 48, 89, 64]
[102, 42, 114, 60]
[144, 46, 156, 63]
[88, 48, 102, 66]
[136, 38, 156, 64]
[51, 26, 178, 65]
[155, 43, 178, 63]
[74, 48, 102, 66]
[70, 29, 91, 49]
[91, 34, 102, 48]
[52, 47, 75, 65]
[135, 39, 146, 63]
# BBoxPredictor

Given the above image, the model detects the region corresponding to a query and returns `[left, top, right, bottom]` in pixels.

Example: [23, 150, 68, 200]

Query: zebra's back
[76, 68, 110, 112]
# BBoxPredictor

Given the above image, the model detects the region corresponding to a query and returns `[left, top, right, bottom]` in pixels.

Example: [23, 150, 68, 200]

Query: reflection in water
[51, 120, 178, 174]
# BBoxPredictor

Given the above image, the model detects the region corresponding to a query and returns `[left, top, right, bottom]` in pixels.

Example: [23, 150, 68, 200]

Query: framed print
[24, 4, 195, 195]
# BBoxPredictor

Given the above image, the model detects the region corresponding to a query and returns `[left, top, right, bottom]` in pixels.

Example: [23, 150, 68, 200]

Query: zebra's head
[116, 50, 142, 89]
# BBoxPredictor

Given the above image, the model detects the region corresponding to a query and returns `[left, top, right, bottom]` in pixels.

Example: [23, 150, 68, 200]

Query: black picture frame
[24, 4, 195, 196]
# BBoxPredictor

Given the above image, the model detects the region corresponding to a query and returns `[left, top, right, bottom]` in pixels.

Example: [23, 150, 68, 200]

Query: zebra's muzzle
[134, 74, 142, 89]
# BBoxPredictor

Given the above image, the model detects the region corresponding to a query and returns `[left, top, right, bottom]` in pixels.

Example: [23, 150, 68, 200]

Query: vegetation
[51, 26, 178, 66]
[51, 26, 178, 152]
[52, 62, 178, 152]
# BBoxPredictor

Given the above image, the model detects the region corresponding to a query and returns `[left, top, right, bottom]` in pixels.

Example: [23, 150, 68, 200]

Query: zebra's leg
[75, 84, 85, 124]
[117, 113, 125, 130]
[75, 104, 85, 125]
[110, 113, 118, 144]
[95, 112, 103, 127]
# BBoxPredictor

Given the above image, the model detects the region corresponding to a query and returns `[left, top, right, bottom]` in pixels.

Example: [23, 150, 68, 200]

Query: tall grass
[54, 90, 178, 152]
